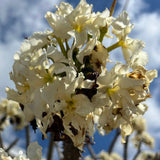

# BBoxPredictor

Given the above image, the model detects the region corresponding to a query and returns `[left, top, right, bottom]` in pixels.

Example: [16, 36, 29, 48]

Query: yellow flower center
[107, 86, 120, 96]
[74, 24, 83, 32]
[20, 82, 30, 93]
[66, 100, 76, 111]
[118, 40, 127, 48]
[43, 73, 54, 84]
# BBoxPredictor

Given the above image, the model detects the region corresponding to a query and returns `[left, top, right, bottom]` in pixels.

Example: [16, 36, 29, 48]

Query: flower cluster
[0, 99, 25, 130]
[136, 151, 159, 160]
[0, 142, 43, 160]
[132, 116, 154, 149]
[6, 0, 157, 150]
[85, 150, 122, 160]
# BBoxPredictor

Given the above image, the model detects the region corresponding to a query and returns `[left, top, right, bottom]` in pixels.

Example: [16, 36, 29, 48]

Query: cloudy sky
[0, 0, 160, 159]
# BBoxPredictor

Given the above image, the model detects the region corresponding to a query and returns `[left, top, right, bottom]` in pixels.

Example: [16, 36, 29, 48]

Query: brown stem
[47, 132, 55, 160]
[0, 132, 3, 148]
[6, 138, 19, 152]
[110, 0, 117, 16]
[63, 138, 81, 160]
[154, 152, 160, 160]
[133, 141, 142, 160]
[25, 125, 30, 150]
[123, 136, 129, 160]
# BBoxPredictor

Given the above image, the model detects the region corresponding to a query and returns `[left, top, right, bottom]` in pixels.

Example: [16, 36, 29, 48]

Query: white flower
[121, 37, 146, 63]
[92, 8, 112, 28]
[75, 39, 96, 64]
[112, 11, 134, 40]
[63, 112, 94, 150]
[55, 2, 73, 16]
[136, 151, 156, 160]
[84, 150, 122, 160]
[96, 62, 157, 141]
[120, 123, 133, 143]
[52, 74, 94, 116]
[47, 46, 68, 64]
[0, 148, 10, 160]
[20, 30, 52, 54]
[45, 0, 113, 48]
[0, 99, 26, 130]
[0, 142, 42, 160]
[27, 142, 42, 160]
[132, 116, 146, 133]
[0, 148, 29, 160]
[45, 11, 72, 40]
[45, 0, 93, 44]
[90, 42, 109, 73]
[132, 131, 155, 149]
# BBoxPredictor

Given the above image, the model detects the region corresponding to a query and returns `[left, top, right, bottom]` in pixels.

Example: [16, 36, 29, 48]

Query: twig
[154, 152, 160, 160]
[25, 125, 30, 150]
[0, 132, 3, 148]
[86, 143, 98, 160]
[5, 138, 19, 152]
[0, 133, 18, 158]
[47, 132, 55, 160]
[110, 0, 117, 16]
[133, 141, 142, 160]
[123, 136, 129, 160]
[108, 128, 121, 154]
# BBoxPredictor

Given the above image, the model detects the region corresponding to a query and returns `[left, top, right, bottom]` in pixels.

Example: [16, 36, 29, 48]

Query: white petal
[27, 142, 42, 160]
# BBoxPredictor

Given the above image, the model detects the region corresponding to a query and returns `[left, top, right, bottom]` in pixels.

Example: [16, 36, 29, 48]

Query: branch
[86, 143, 98, 160]
[110, 0, 117, 16]
[0, 133, 18, 158]
[133, 141, 142, 160]
[5, 138, 19, 152]
[0, 132, 3, 148]
[25, 125, 30, 150]
[63, 138, 81, 160]
[108, 128, 121, 154]
[47, 132, 55, 160]
[123, 136, 129, 160]
[154, 152, 160, 160]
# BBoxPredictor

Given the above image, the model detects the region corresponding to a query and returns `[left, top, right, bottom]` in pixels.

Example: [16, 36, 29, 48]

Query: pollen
[107, 86, 120, 96]
[74, 24, 82, 32]
[43, 73, 54, 84]
[66, 100, 76, 111]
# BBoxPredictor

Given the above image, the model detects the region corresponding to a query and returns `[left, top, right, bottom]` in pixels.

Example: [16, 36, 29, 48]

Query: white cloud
[0, 0, 61, 33]
[132, 12, 160, 69]
[116, 0, 149, 18]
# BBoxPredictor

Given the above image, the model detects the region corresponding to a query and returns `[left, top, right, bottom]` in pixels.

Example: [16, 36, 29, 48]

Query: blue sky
[0, 0, 160, 159]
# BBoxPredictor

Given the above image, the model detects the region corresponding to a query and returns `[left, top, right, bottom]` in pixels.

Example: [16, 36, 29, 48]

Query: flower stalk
[106, 40, 125, 52]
